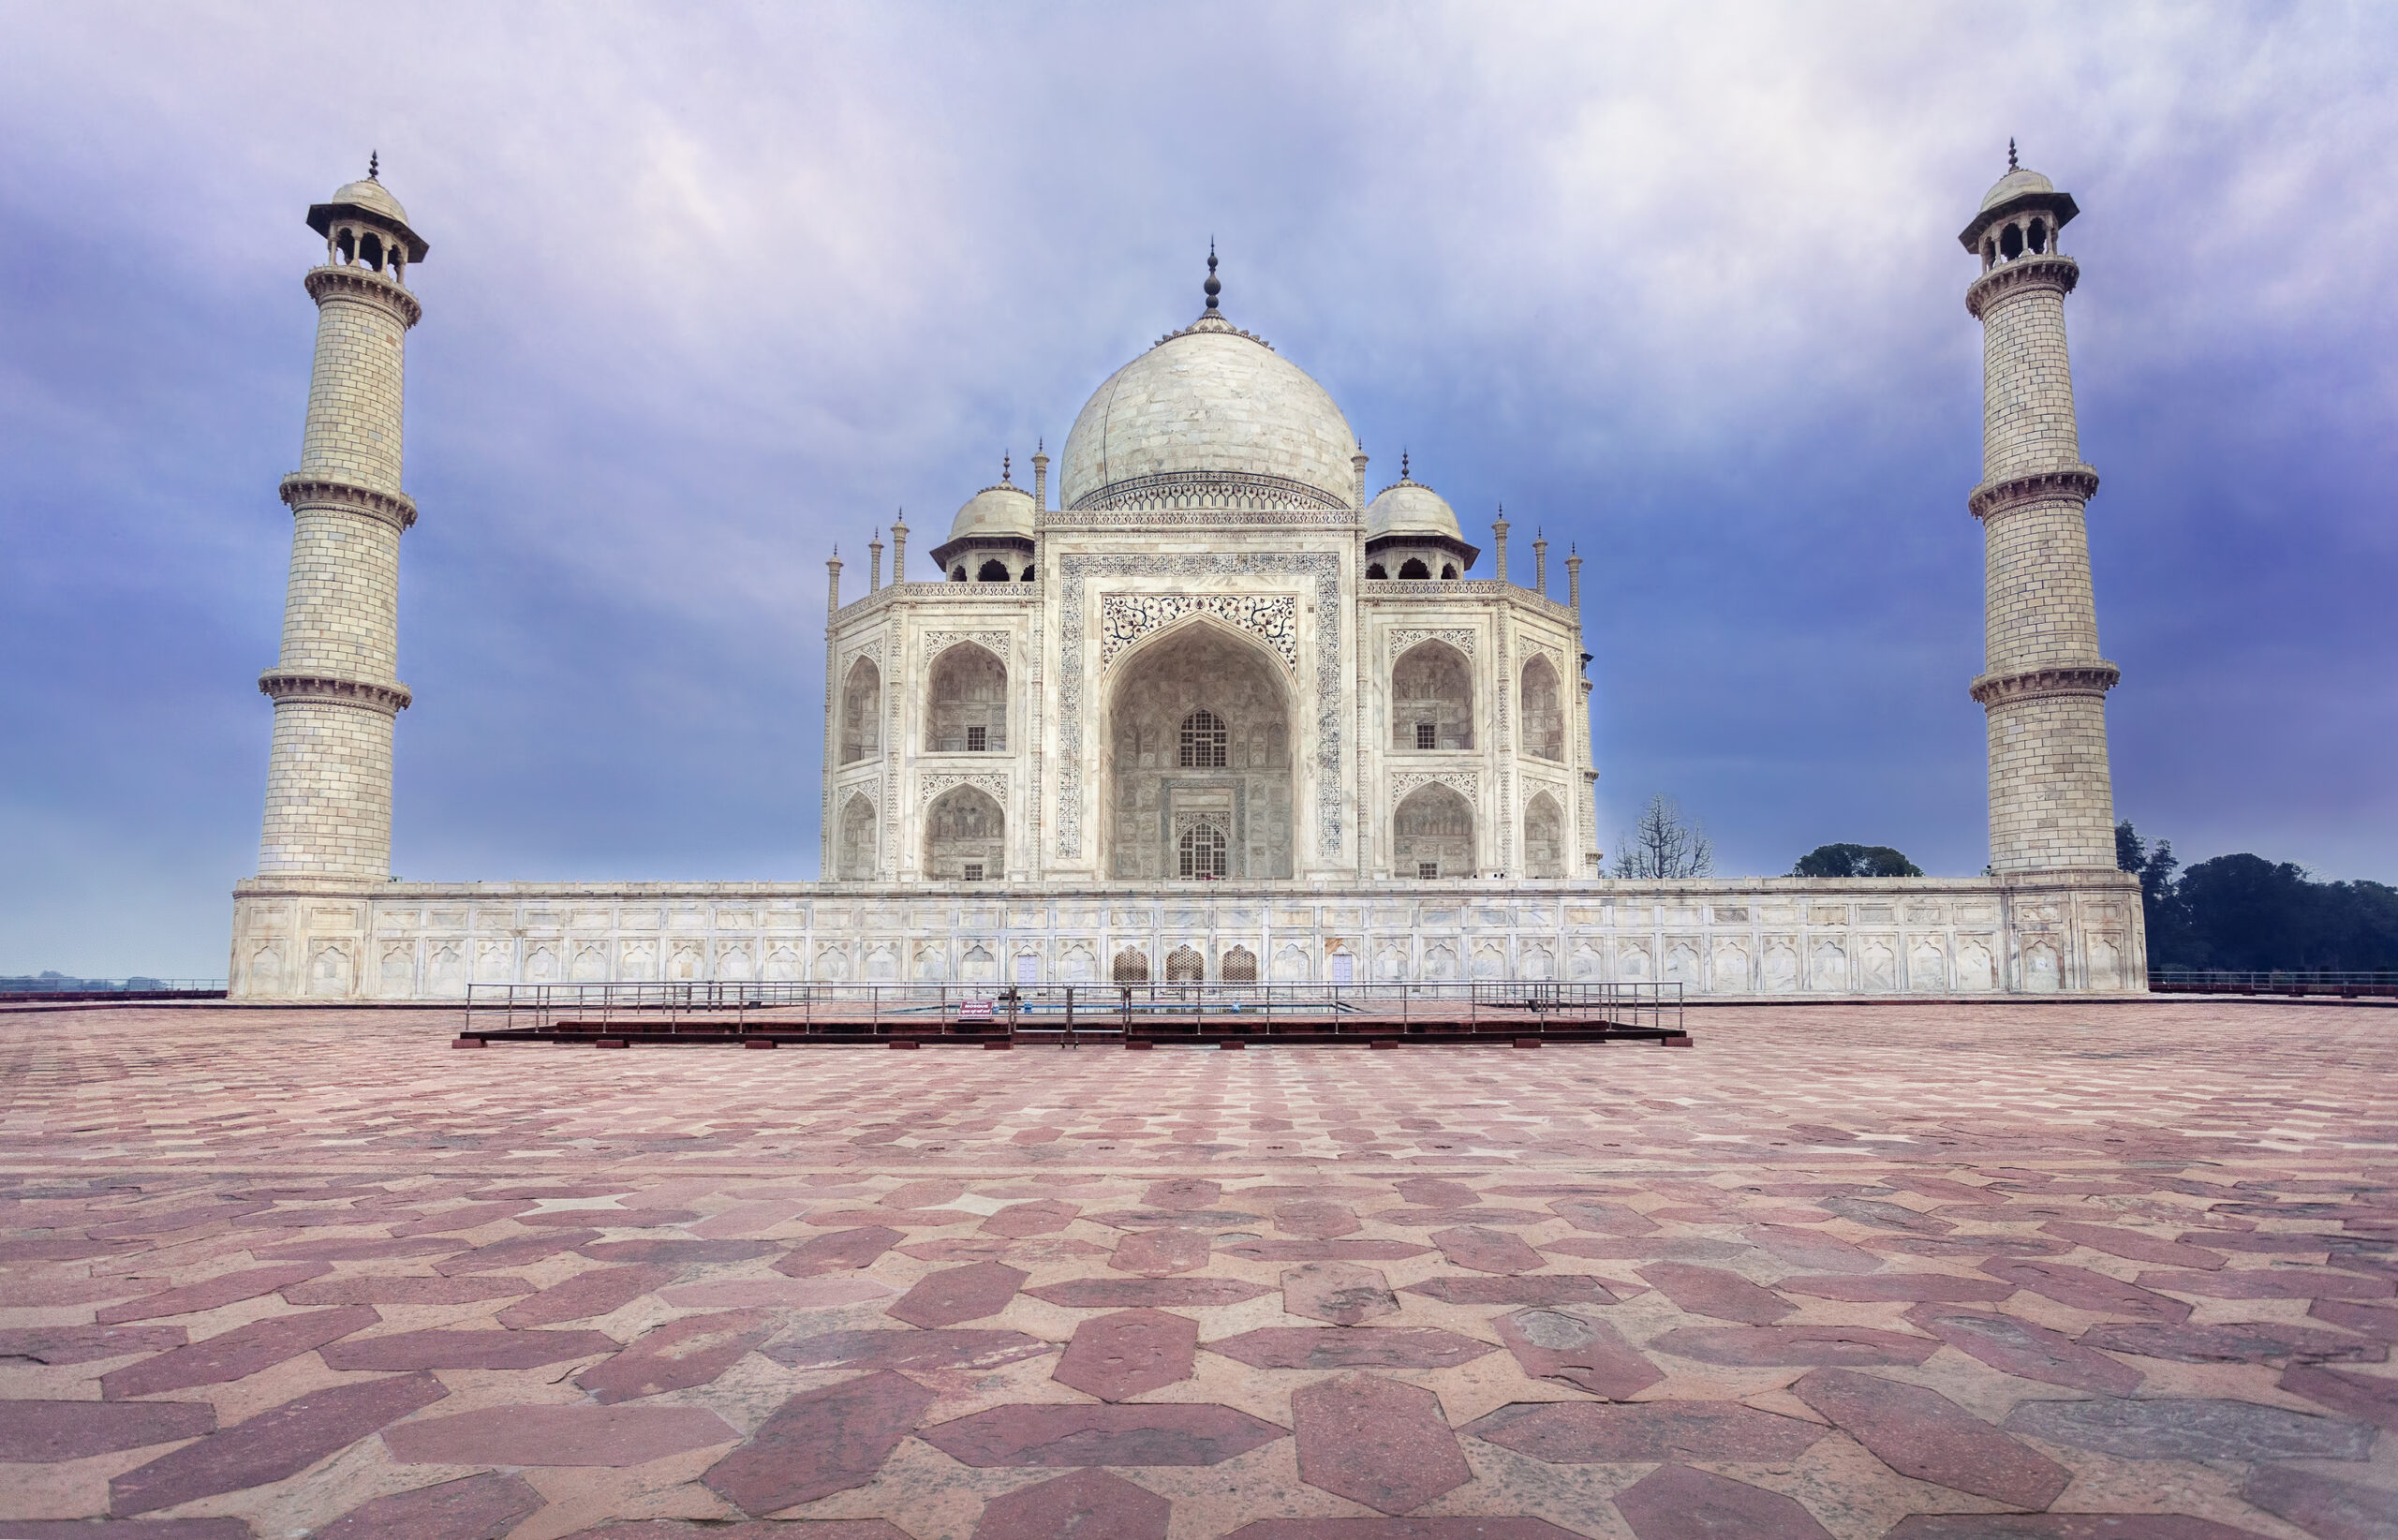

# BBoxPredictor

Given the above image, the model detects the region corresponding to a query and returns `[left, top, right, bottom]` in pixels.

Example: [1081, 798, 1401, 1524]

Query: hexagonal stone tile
[496, 1264, 674, 1326]
[1282, 1262, 1399, 1325]
[1430, 1226, 1545, 1275]
[1403, 1276, 1621, 1306]
[0, 1399, 215, 1461]
[888, 1261, 1029, 1327]
[1778, 1274, 2014, 1303]
[1649, 1325, 1938, 1367]
[776, 1223, 904, 1276]
[0, 1324, 186, 1365]
[1490, 1308, 1663, 1399]
[1978, 1260, 2190, 1323]
[972, 1467, 1169, 1540]
[1743, 1224, 1882, 1274]
[1612, 1463, 1832, 1540]
[2278, 1362, 2398, 1430]
[2001, 1396, 2375, 1461]
[1292, 1373, 1470, 1516]
[1637, 1264, 1795, 1324]
[96, 1264, 330, 1325]
[577, 1310, 777, 1402]
[1904, 1306, 2143, 1395]
[921, 1402, 1286, 1467]
[1028, 1278, 1274, 1308]
[2241, 1462, 2398, 1540]
[1208, 1326, 1497, 1371]
[1110, 1227, 1212, 1276]
[100, 1306, 377, 1399]
[1885, 1518, 2276, 1538]
[2080, 1320, 2386, 1365]
[1054, 1310, 1198, 1399]
[703, 1370, 935, 1515]
[1791, 1369, 2066, 1508]
[314, 1471, 544, 1539]
[383, 1404, 738, 1466]
[764, 1327, 1057, 1374]
[321, 1327, 618, 1370]
[1464, 1399, 1827, 1463]
[111, 1373, 446, 1517]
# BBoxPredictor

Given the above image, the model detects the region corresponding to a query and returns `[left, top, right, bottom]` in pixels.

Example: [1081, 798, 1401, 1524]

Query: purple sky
[4, 5, 2392, 977]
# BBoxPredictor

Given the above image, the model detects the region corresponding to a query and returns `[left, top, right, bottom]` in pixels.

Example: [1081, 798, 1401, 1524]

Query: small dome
[331, 177, 410, 227]
[1366, 479, 1463, 542]
[1058, 317, 1359, 512]
[950, 481, 1035, 542]
[1978, 166, 2054, 213]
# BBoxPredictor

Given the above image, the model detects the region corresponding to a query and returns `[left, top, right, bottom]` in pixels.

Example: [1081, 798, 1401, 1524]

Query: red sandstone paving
[6, 999, 2397, 1536]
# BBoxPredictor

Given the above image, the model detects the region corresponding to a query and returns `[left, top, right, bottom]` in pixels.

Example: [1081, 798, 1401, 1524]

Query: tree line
[2118, 822, 2398, 972]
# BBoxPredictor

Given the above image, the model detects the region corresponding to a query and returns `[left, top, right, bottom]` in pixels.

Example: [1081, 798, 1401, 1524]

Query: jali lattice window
[1178, 823, 1228, 880]
[1179, 709, 1228, 768]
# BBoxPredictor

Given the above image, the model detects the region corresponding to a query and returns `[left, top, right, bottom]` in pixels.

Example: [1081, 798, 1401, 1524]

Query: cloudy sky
[4, 2, 2391, 976]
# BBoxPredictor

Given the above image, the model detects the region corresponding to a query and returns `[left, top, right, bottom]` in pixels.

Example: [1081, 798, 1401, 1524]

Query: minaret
[1961, 145, 2120, 873]
[1030, 443, 1048, 513]
[1532, 528, 1549, 596]
[868, 528, 884, 592]
[255, 158, 428, 880]
[1490, 508, 1510, 584]
[890, 512, 909, 583]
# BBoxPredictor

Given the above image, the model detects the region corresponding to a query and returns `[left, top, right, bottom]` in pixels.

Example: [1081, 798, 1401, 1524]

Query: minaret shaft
[1964, 176, 2118, 875]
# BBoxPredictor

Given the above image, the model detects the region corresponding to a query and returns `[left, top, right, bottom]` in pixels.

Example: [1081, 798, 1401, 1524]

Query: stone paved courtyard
[2, 1000, 2393, 1539]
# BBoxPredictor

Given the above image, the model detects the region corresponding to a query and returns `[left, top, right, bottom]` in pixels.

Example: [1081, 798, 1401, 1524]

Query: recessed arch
[1101, 615, 1294, 881]
[836, 792, 878, 881]
[1112, 947, 1149, 983]
[840, 656, 881, 763]
[1395, 782, 1474, 879]
[1398, 557, 1431, 580]
[1366, 562, 1387, 579]
[1166, 944, 1206, 982]
[922, 784, 1003, 880]
[976, 557, 1012, 582]
[926, 643, 1006, 752]
[1523, 790, 1565, 878]
[1520, 654, 1562, 762]
[1393, 640, 1473, 750]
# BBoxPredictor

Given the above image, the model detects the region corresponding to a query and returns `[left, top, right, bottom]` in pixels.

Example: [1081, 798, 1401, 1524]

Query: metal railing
[0, 977, 228, 998]
[463, 979, 1681, 1043]
[2150, 969, 2398, 998]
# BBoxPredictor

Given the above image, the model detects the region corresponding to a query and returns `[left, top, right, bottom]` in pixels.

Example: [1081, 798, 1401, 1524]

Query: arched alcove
[1392, 641, 1473, 750]
[836, 793, 878, 881]
[1520, 655, 1562, 763]
[1394, 783, 1474, 878]
[1103, 621, 1294, 880]
[1523, 791, 1565, 878]
[926, 644, 1006, 752]
[923, 785, 1004, 880]
[840, 658, 881, 764]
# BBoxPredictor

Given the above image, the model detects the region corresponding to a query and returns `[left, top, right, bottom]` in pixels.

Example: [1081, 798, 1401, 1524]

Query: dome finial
[1204, 239, 1221, 313]
[1400, 449, 1410, 481]
[1002, 450, 1012, 483]
[2007, 138, 2018, 172]
[368, 150, 379, 182]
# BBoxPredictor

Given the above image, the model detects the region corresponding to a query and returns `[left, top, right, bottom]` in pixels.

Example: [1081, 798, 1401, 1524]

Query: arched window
[1178, 708, 1227, 768]
[1166, 944, 1206, 981]
[1177, 823, 1228, 880]
[836, 793, 877, 880]
[2000, 222, 2023, 260]
[1523, 791, 1565, 878]
[335, 229, 356, 264]
[922, 785, 1003, 880]
[2028, 217, 2048, 254]
[839, 657, 881, 764]
[1392, 641, 1473, 750]
[950, 566, 967, 582]
[1440, 564, 1458, 579]
[1520, 655, 1562, 763]
[360, 233, 385, 272]
[1366, 563, 1387, 579]
[1020, 565, 1036, 582]
[1398, 557, 1431, 580]
[927, 644, 1006, 752]
[1221, 944, 1258, 983]
[1394, 783, 1474, 879]
[1113, 948, 1149, 983]
[976, 558, 1011, 582]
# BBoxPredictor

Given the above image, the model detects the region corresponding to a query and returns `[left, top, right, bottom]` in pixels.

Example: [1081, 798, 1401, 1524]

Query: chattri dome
[1366, 478, 1463, 542]
[330, 176, 411, 227]
[1977, 166, 2054, 213]
[949, 480, 1035, 542]
[1058, 313, 1359, 514]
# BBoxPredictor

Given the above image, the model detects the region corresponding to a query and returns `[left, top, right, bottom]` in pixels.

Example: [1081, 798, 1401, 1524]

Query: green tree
[1792, 843, 1922, 878]
[2115, 821, 2190, 962]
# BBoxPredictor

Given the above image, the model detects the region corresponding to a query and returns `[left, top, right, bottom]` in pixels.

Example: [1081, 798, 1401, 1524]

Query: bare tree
[1611, 794, 1713, 879]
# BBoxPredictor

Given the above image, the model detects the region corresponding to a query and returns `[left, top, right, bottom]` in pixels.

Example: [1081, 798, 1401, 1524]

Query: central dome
[1058, 315, 1359, 513]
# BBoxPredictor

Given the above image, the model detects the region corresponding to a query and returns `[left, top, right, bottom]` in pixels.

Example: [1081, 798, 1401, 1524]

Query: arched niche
[1523, 790, 1565, 878]
[840, 657, 881, 764]
[1392, 640, 1473, 750]
[922, 785, 1004, 881]
[836, 792, 878, 881]
[1520, 654, 1563, 763]
[1102, 619, 1294, 881]
[926, 643, 1006, 752]
[1394, 782, 1474, 879]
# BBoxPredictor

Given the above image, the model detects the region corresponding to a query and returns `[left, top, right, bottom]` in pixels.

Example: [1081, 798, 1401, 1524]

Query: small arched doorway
[840, 657, 881, 764]
[837, 792, 878, 880]
[926, 644, 1007, 752]
[1394, 783, 1474, 878]
[1523, 790, 1564, 878]
[1520, 655, 1562, 762]
[1393, 641, 1473, 750]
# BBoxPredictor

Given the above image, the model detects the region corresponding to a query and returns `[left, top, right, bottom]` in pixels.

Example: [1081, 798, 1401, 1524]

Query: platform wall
[229, 872, 2144, 1000]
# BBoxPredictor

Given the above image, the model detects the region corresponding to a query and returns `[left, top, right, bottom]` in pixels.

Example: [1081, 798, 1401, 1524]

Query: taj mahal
[228, 152, 2146, 999]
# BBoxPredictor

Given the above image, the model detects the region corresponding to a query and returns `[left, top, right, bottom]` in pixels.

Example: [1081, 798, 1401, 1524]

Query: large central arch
[1102, 619, 1295, 880]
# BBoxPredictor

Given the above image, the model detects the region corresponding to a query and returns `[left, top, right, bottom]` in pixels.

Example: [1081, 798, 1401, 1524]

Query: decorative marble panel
[922, 772, 1007, 803]
[1390, 627, 1475, 659]
[1100, 594, 1298, 673]
[1392, 769, 1480, 801]
[925, 629, 1011, 661]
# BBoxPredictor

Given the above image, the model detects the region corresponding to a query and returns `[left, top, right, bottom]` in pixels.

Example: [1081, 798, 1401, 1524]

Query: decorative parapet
[279, 474, 419, 531]
[303, 265, 422, 328]
[1965, 253, 2079, 319]
[1969, 662, 2121, 707]
[1067, 469, 1351, 515]
[1968, 466, 2100, 522]
[832, 584, 1036, 623]
[1363, 580, 1577, 623]
[259, 671, 413, 715]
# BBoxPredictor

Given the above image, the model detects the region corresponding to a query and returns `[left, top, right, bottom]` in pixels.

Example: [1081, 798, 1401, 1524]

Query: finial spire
[368, 150, 379, 181]
[2007, 138, 2018, 172]
[1204, 239, 1221, 313]
[1001, 451, 1012, 482]
[1400, 449, 1410, 481]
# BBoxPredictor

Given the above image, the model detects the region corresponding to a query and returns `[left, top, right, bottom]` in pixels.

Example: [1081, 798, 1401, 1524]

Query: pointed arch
[840, 656, 881, 764]
[836, 791, 878, 880]
[926, 642, 1006, 752]
[1101, 615, 1294, 881]
[922, 784, 1003, 880]
[1520, 653, 1562, 763]
[1523, 789, 1565, 878]
[1393, 640, 1473, 750]
[1395, 782, 1474, 878]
